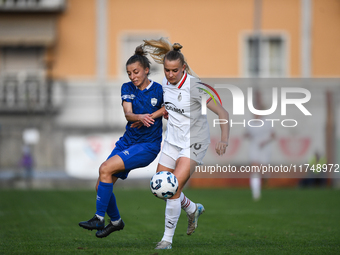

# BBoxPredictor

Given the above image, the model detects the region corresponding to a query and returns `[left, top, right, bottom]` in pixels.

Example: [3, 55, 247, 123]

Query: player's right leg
[96, 176, 125, 238]
[94, 142, 158, 237]
[155, 153, 177, 249]
[250, 172, 261, 201]
[79, 155, 125, 231]
[155, 157, 193, 249]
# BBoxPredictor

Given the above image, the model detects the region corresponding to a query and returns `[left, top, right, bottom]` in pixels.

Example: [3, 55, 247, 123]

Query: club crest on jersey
[178, 93, 182, 101]
[151, 98, 157, 106]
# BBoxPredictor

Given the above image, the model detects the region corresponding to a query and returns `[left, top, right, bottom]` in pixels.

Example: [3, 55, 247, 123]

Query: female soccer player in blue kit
[79, 45, 165, 238]
[144, 38, 230, 249]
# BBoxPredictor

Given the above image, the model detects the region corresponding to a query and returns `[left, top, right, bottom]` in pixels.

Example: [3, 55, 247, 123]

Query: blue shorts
[107, 141, 160, 180]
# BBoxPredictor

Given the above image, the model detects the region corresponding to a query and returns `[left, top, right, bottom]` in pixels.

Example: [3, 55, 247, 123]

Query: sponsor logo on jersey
[164, 102, 184, 114]
[123, 150, 129, 155]
[151, 98, 157, 106]
[121, 94, 136, 100]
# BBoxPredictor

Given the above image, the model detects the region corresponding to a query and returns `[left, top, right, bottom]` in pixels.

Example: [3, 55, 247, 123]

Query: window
[0, 0, 65, 12]
[244, 34, 287, 77]
[0, 46, 45, 76]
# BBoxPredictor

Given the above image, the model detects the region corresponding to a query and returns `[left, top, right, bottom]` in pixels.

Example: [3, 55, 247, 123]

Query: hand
[139, 114, 154, 127]
[163, 110, 169, 120]
[130, 121, 143, 129]
[215, 141, 228, 156]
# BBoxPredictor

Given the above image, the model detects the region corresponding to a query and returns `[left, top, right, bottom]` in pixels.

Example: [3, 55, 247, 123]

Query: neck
[138, 79, 150, 90]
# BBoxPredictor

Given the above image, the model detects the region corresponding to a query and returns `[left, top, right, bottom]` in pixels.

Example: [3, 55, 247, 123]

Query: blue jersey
[119, 80, 163, 145]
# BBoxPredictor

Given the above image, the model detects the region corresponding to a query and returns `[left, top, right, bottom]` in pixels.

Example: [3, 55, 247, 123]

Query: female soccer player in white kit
[245, 113, 275, 201]
[144, 38, 230, 249]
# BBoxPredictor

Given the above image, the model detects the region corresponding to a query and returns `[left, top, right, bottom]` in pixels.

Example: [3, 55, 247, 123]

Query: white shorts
[158, 140, 209, 169]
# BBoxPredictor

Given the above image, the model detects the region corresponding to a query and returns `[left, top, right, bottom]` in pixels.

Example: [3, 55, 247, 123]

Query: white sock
[180, 192, 196, 214]
[111, 218, 121, 225]
[95, 214, 104, 221]
[162, 198, 181, 243]
[250, 174, 261, 200]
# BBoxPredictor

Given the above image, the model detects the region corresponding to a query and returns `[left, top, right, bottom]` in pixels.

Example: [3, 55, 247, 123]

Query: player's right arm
[130, 106, 166, 128]
[123, 101, 155, 127]
[150, 106, 166, 119]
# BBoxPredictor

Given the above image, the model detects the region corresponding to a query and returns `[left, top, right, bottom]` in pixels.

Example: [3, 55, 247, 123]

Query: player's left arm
[207, 100, 230, 156]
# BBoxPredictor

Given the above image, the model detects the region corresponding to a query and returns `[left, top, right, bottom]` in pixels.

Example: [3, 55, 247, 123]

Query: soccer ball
[150, 171, 178, 199]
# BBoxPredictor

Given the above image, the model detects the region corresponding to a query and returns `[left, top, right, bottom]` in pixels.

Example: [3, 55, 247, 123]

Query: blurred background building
[0, 0, 339, 188]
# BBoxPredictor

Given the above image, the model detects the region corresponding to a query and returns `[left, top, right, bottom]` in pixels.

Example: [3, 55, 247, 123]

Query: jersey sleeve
[190, 78, 210, 104]
[121, 83, 133, 103]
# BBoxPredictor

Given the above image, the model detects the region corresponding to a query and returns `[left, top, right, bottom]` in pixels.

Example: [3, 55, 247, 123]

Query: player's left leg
[181, 192, 205, 235]
[180, 192, 196, 215]
[181, 145, 208, 235]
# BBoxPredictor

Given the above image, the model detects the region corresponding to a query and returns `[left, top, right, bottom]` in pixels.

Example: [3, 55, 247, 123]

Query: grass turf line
[0, 188, 339, 254]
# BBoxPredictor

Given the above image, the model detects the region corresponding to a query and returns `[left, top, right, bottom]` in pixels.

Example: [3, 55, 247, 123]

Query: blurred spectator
[245, 114, 275, 201]
[298, 151, 327, 188]
[20, 144, 34, 187]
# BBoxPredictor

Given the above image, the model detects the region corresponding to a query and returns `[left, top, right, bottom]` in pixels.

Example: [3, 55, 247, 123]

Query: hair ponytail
[143, 38, 198, 77]
[143, 38, 172, 64]
[134, 45, 146, 56]
[172, 43, 183, 52]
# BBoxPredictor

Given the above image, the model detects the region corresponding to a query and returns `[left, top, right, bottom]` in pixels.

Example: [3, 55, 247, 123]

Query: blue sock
[96, 181, 113, 217]
[106, 192, 121, 221]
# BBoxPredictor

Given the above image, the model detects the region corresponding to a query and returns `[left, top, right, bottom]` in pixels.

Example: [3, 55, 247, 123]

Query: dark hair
[126, 45, 151, 76]
[164, 43, 185, 66]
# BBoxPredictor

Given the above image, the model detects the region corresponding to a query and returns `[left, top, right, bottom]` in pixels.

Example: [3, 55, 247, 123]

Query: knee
[99, 160, 122, 177]
[99, 161, 112, 177]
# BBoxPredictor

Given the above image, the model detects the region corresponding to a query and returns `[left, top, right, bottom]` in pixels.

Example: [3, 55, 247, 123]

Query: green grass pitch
[0, 187, 339, 254]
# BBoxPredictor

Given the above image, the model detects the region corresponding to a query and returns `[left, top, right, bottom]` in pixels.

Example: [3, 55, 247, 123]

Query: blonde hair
[143, 37, 198, 77]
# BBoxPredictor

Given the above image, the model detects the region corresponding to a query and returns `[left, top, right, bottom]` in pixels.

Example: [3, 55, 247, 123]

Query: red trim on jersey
[166, 72, 188, 88]
[177, 72, 187, 89]
[207, 97, 213, 104]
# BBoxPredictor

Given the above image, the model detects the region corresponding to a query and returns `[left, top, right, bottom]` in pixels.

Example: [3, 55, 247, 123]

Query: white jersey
[246, 118, 273, 163]
[162, 72, 210, 149]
